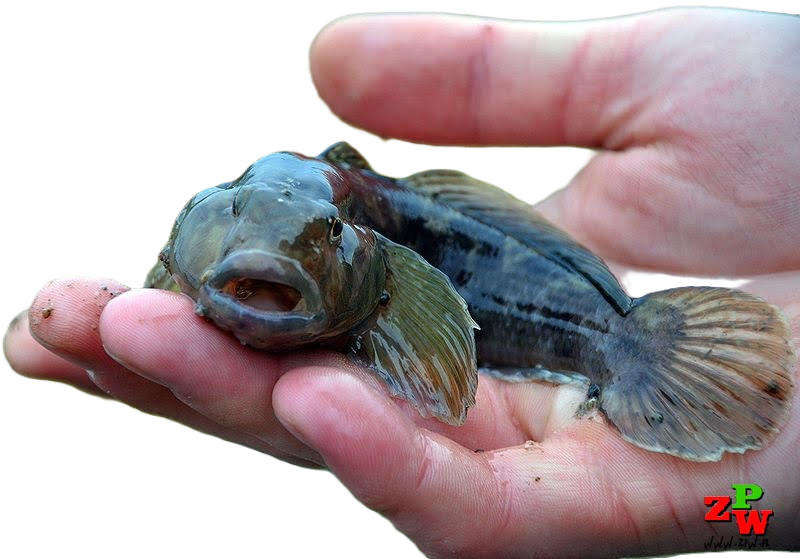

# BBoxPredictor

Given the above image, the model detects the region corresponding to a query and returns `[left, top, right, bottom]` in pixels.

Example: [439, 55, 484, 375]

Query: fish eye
[328, 217, 344, 242]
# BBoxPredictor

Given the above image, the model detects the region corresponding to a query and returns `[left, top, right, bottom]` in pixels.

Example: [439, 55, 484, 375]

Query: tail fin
[600, 287, 795, 462]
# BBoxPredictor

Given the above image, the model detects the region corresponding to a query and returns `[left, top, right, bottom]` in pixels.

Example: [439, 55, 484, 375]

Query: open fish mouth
[195, 249, 327, 349]
[221, 278, 307, 313]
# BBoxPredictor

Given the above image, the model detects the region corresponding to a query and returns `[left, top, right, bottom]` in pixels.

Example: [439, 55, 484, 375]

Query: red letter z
[704, 496, 732, 521]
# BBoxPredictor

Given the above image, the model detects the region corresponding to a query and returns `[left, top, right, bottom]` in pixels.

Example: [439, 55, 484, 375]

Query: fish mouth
[197, 250, 327, 349]
[220, 278, 306, 314]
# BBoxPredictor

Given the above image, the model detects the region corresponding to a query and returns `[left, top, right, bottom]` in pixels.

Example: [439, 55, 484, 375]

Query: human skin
[4, 7, 800, 558]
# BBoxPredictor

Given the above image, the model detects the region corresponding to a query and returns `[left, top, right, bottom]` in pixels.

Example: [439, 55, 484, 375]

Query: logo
[704, 483, 772, 536]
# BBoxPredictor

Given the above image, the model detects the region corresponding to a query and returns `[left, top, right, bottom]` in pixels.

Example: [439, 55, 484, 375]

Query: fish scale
[345, 170, 621, 374]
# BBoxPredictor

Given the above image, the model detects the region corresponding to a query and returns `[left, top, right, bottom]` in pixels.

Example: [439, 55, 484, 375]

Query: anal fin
[480, 366, 590, 387]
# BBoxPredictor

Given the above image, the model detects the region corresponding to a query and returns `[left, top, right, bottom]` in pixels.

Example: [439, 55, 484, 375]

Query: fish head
[163, 152, 386, 350]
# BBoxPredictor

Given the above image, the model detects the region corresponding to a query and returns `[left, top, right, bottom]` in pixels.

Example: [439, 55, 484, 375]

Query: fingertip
[98, 287, 283, 407]
[98, 287, 200, 373]
[3, 309, 28, 369]
[99, 285, 189, 336]
[4, 310, 52, 378]
[308, 13, 627, 145]
[27, 276, 129, 352]
[4, 308, 109, 396]
[273, 366, 416, 467]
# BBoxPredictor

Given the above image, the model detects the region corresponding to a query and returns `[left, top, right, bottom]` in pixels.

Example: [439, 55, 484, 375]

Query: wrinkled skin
[5, 8, 800, 558]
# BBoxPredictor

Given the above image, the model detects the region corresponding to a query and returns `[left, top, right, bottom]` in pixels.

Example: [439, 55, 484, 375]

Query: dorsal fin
[402, 169, 632, 315]
[316, 140, 374, 171]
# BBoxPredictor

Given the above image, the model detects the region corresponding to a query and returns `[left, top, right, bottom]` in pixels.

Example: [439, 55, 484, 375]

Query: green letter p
[731, 484, 763, 510]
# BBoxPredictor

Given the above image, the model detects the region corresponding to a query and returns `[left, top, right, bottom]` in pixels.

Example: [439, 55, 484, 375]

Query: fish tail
[599, 286, 795, 461]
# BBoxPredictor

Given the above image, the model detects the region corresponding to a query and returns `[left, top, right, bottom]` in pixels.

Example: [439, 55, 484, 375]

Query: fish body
[342, 164, 623, 379]
[147, 142, 796, 461]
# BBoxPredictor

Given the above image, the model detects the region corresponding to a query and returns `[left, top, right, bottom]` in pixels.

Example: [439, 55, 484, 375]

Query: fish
[146, 142, 796, 462]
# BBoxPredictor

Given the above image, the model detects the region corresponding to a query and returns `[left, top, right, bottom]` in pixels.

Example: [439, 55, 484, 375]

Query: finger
[273, 366, 526, 556]
[274, 368, 620, 557]
[314, 11, 800, 275]
[272, 368, 634, 555]
[24, 277, 196, 418]
[99, 288, 323, 466]
[4, 309, 108, 397]
[311, 11, 674, 146]
[24, 277, 308, 464]
[26, 277, 127, 360]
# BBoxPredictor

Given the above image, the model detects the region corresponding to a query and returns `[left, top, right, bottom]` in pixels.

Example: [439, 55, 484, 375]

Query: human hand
[5, 7, 799, 557]
[303, 8, 800, 554]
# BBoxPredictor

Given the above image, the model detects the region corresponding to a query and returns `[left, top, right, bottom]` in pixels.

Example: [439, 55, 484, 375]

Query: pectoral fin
[144, 252, 181, 292]
[351, 234, 479, 425]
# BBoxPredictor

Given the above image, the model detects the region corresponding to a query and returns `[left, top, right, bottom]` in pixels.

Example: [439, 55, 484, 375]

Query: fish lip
[196, 249, 328, 349]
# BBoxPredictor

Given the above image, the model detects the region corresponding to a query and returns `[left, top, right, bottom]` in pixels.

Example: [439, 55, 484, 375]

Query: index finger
[310, 11, 654, 147]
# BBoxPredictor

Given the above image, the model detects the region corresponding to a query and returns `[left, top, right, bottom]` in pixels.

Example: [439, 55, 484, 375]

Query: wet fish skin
[159, 155, 387, 348]
[147, 150, 479, 424]
[323, 142, 795, 461]
[148, 142, 796, 461]
[341, 167, 622, 377]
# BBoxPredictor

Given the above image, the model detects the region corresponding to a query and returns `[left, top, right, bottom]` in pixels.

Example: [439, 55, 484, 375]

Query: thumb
[272, 367, 518, 556]
[270, 366, 715, 558]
